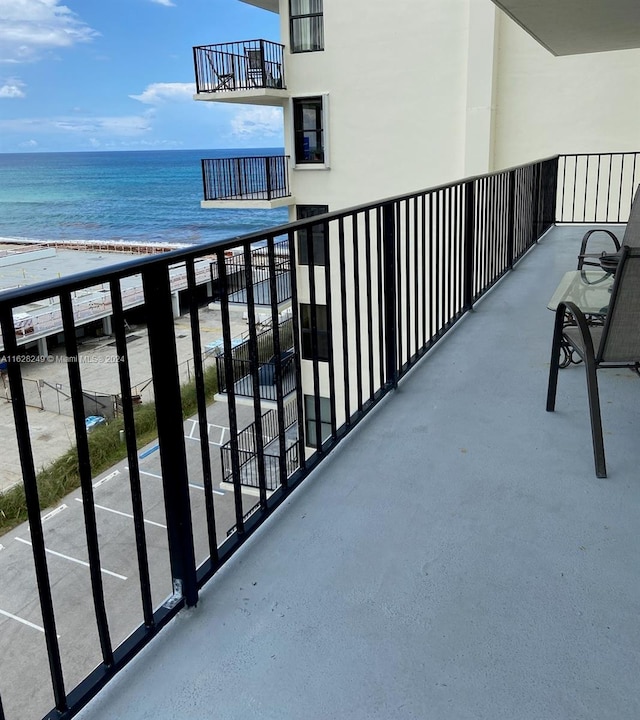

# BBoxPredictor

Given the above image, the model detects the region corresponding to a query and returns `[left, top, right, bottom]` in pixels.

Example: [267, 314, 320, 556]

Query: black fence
[193, 39, 285, 94]
[2, 152, 636, 720]
[202, 155, 291, 202]
[556, 152, 640, 223]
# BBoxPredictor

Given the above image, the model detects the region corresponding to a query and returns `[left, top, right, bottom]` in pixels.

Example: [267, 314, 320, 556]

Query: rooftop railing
[193, 40, 286, 94]
[0, 152, 639, 719]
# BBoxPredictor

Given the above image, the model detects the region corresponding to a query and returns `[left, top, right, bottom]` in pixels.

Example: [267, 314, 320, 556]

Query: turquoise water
[0, 149, 289, 247]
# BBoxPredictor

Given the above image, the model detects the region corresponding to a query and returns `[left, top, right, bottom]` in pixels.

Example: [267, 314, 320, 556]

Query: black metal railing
[202, 156, 291, 202]
[2, 152, 636, 720]
[556, 152, 640, 223]
[193, 39, 286, 94]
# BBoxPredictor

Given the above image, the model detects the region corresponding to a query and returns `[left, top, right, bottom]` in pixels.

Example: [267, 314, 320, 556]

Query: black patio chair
[547, 245, 640, 477]
[577, 185, 640, 271]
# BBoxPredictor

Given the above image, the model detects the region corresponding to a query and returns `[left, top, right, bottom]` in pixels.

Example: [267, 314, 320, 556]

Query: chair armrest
[577, 229, 620, 269]
[556, 300, 597, 360]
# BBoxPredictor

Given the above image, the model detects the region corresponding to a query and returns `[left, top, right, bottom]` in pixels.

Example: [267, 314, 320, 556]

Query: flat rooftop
[76, 224, 640, 720]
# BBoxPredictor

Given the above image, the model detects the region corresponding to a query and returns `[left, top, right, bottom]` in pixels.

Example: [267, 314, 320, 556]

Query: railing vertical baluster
[0, 308, 68, 714]
[243, 242, 268, 508]
[216, 248, 245, 535]
[352, 214, 363, 409]
[287, 229, 307, 468]
[324, 218, 338, 438]
[382, 202, 398, 388]
[185, 259, 219, 564]
[364, 210, 375, 400]
[507, 170, 516, 270]
[421, 193, 427, 350]
[110, 278, 154, 627]
[141, 265, 198, 607]
[338, 217, 351, 426]
[376, 207, 385, 389]
[267, 236, 288, 490]
[617, 153, 625, 222]
[60, 290, 114, 665]
[463, 181, 475, 312]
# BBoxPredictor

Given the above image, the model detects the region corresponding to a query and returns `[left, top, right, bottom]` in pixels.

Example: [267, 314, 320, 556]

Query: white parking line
[183, 421, 228, 447]
[74, 498, 166, 529]
[14, 538, 127, 581]
[93, 469, 120, 489]
[138, 469, 208, 493]
[0, 608, 48, 635]
[42, 504, 67, 522]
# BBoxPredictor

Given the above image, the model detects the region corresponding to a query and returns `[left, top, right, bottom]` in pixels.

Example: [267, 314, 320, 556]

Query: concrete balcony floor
[78, 225, 640, 720]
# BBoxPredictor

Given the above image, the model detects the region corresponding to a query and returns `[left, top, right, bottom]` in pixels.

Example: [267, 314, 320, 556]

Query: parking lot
[0, 309, 262, 719]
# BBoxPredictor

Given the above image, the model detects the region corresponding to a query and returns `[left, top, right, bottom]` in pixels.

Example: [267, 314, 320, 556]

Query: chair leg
[584, 359, 607, 478]
[546, 309, 565, 412]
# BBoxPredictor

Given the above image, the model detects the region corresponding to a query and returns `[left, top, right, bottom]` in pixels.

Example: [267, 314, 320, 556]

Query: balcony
[201, 155, 294, 209]
[193, 40, 288, 106]
[215, 318, 296, 404]
[1, 153, 640, 720]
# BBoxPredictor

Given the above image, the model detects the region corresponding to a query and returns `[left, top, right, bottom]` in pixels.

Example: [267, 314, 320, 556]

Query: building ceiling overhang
[238, 0, 279, 13]
[490, 0, 640, 55]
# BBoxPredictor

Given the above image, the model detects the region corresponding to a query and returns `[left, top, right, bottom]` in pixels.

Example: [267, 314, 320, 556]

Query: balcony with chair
[1, 153, 640, 720]
[193, 40, 289, 105]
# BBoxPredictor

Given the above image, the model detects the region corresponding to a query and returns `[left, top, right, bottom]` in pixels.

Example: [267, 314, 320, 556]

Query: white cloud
[149, 0, 176, 6]
[0, 78, 26, 98]
[129, 82, 195, 105]
[231, 107, 283, 138]
[0, 112, 154, 137]
[0, 0, 98, 63]
[19, 138, 38, 148]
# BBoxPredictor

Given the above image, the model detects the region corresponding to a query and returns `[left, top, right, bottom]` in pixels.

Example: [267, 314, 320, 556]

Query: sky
[0, 0, 284, 153]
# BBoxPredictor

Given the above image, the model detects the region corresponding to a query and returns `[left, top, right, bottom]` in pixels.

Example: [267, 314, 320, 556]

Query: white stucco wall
[492, 12, 640, 170]
[281, 0, 487, 212]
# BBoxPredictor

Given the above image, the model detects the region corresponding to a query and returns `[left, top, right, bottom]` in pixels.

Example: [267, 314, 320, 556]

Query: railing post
[260, 39, 266, 87]
[142, 264, 198, 608]
[265, 157, 273, 200]
[463, 180, 475, 311]
[507, 170, 516, 270]
[383, 202, 398, 388]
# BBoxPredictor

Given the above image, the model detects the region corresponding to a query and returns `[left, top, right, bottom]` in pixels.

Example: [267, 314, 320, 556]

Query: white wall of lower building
[275, 0, 640, 217]
[491, 12, 640, 169]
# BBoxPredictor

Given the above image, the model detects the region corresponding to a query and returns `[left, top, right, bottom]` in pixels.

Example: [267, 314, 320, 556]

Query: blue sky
[0, 0, 284, 153]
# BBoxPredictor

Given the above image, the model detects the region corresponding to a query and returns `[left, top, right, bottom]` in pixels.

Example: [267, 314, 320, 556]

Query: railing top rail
[194, 39, 285, 51]
[0, 154, 561, 307]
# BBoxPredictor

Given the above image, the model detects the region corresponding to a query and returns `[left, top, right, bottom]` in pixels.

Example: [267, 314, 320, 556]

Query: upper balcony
[2, 151, 640, 720]
[193, 40, 289, 106]
[200, 155, 294, 209]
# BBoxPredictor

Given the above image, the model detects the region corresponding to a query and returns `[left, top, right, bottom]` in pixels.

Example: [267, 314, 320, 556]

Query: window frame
[304, 394, 331, 448]
[290, 0, 324, 53]
[300, 303, 330, 362]
[293, 96, 325, 165]
[297, 204, 329, 266]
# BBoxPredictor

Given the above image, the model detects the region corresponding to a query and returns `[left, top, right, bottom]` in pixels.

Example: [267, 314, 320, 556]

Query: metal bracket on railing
[162, 579, 184, 610]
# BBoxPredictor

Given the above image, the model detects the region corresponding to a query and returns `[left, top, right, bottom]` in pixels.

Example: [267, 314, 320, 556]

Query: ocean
[0, 148, 289, 248]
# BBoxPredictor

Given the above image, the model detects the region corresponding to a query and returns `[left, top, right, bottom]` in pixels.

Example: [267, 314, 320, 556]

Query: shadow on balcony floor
[78, 225, 640, 720]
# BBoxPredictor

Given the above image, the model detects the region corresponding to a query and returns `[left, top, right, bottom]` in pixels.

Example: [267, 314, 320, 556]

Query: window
[301, 303, 329, 361]
[305, 394, 331, 448]
[290, 0, 324, 53]
[297, 205, 328, 265]
[293, 97, 324, 164]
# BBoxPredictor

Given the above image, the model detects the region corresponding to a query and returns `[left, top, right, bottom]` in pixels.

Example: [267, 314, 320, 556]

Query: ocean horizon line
[0, 146, 286, 157]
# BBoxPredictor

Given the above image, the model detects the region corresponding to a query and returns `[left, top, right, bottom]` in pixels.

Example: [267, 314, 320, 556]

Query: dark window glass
[304, 394, 331, 448]
[293, 97, 324, 164]
[297, 205, 328, 265]
[301, 303, 329, 361]
[290, 0, 324, 53]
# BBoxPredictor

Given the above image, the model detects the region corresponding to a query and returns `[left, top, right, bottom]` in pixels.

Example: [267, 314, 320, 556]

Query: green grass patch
[0, 364, 219, 537]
